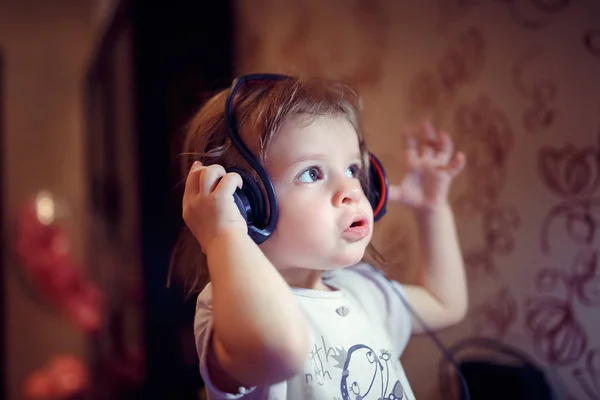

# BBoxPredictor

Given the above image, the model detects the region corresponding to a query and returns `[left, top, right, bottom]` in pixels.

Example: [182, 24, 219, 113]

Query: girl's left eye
[298, 167, 322, 183]
[346, 163, 361, 178]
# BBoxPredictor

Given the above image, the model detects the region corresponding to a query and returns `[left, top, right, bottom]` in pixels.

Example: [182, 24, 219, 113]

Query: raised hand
[388, 122, 466, 212]
[182, 162, 247, 253]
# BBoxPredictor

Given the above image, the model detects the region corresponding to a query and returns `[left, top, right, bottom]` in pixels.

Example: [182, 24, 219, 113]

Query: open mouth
[349, 219, 366, 228]
[342, 215, 370, 241]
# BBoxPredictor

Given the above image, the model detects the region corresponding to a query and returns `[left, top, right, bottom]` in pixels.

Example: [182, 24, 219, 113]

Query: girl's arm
[206, 231, 309, 387]
[403, 204, 468, 333]
[184, 163, 309, 389]
[387, 122, 468, 334]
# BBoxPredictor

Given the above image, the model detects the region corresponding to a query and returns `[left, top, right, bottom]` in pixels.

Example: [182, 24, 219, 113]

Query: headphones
[223, 73, 389, 244]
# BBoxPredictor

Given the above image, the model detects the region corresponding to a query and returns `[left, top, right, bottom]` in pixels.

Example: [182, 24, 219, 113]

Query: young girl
[171, 74, 468, 399]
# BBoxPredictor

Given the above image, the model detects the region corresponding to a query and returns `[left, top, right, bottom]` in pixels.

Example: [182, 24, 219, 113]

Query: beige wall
[235, 1, 600, 398]
[0, 1, 99, 398]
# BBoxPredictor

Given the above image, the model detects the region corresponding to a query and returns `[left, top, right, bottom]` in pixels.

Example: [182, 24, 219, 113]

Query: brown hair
[168, 76, 375, 296]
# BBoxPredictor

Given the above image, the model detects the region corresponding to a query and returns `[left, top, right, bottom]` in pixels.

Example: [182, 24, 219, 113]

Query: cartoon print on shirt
[303, 336, 407, 399]
[339, 344, 406, 400]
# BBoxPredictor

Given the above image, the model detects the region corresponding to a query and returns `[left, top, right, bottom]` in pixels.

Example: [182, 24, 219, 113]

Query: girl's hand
[182, 161, 247, 253]
[388, 121, 466, 212]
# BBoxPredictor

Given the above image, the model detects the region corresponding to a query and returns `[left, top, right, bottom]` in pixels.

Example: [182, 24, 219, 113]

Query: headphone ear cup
[228, 168, 267, 227]
[368, 153, 389, 222]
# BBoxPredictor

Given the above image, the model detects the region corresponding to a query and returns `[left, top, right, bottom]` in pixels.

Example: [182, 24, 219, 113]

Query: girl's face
[258, 115, 374, 276]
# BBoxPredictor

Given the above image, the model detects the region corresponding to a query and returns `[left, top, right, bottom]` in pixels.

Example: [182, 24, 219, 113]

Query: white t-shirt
[194, 263, 416, 400]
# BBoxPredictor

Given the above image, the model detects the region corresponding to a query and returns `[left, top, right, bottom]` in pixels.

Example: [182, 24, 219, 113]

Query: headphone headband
[224, 74, 288, 242]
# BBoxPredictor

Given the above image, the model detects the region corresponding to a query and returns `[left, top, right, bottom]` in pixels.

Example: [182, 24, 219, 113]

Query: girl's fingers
[183, 161, 204, 201]
[213, 172, 243, 198]
[199, 164, 227, 195]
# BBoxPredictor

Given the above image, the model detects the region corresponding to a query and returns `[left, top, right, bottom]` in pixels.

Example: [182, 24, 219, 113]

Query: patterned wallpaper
[234, 1, 600, 398]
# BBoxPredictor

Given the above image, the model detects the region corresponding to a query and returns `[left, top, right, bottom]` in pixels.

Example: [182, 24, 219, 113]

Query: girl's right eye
[297, 167, 322, 183]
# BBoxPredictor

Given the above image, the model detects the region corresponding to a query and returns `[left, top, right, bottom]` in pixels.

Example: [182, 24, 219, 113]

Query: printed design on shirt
[304, 336, 406, 400]
[340, 344, 405, 400]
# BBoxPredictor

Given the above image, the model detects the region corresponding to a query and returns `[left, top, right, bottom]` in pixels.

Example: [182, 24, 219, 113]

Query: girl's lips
[342, 217, 370, 241]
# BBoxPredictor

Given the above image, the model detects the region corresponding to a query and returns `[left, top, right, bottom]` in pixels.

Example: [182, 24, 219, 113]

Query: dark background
[86, 1, 233, 398]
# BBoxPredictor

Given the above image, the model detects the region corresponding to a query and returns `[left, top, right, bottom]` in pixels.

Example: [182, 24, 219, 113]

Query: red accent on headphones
[368, 153, 388, 222]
